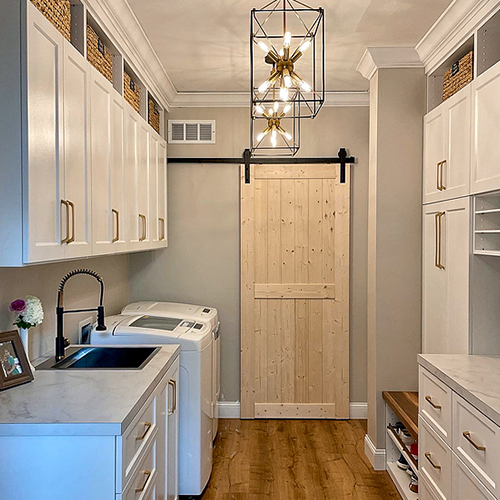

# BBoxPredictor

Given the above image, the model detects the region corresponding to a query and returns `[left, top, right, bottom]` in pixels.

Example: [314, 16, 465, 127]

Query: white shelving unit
[474, 191, 500, 256]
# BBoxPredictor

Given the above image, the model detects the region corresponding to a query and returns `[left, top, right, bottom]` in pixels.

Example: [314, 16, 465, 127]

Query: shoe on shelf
[409, 473, 418, 493]
[400, 429, 415, 447]
[396, 454, 409, 470]
[410, 442, 418, 461]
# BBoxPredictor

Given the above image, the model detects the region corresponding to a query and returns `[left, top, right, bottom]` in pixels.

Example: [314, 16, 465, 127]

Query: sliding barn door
[241, 164, 350, 419]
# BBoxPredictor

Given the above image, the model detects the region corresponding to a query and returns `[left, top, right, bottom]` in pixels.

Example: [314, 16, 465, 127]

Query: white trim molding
[216, 401, 367, 419]
[416, 0, 500, 75]
[364, 434, 386, 471]
[356, 46, 423, 80]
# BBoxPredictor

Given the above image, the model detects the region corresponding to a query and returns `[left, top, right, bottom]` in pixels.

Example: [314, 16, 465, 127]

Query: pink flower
[9, 299, 26, 313]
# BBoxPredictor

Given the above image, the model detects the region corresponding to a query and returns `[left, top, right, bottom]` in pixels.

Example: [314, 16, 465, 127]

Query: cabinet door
[423, 105, 445, 204]
[423, 198, 470, 354]
[472, 62, 500, 194]
[166, 359, 179, 500]
[90, 68, 113, 255]
[137, 123, 151, 248]
[26, 5, 65, 263]
[158, 141, 168, 248]
[149, 133, 160, 248]
[63, 43, 92, 259]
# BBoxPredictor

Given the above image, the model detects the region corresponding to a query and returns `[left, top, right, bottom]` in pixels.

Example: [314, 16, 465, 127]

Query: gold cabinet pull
[67, 200, 75, 243]
[168, 379, 176, 415]
[139, 214, 146, 241]
[61, 200, 70, 244]
[135, 421, 152, 441]
[440, 160, 447, 190]
[434, 211, 445, 270]
[135, 470, 152, 493]
[425, 452, 441, 470]
[425, 395, 442, 410]
[435, 213, 440, 269]
[463, 431, 486, 451]
[112, 209, 119, 243]
[437, 161, 442, 190]
[159, 217, 165, 241]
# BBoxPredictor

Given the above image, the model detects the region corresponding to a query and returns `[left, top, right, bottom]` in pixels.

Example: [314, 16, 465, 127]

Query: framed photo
[0, 330, 34, 390]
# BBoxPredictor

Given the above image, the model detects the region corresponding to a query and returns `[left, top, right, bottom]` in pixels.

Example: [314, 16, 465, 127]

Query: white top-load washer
[121, 302, 220, 442]
[90, 304, 218, 496]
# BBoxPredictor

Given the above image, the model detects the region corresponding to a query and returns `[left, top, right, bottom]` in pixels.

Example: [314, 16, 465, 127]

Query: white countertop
[0, 345, 180, 436]
[418, 354, 500, 427]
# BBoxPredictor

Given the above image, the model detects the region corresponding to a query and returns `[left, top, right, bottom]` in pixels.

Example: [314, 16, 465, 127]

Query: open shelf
[387, 425, 418, 474]
[383, 391, 418, 440]
[387, 462, 419, 500]
[477, 9, 500, 76]
[474, 192, 500, 254]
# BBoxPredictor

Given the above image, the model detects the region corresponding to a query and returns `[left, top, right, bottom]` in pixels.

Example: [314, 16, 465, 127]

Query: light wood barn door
[241, 164, 350, 419]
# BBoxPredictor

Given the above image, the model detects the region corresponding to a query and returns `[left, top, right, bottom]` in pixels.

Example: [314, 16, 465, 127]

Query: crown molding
[170, 91, 369, 108]
[356, 46, 423, 80]
[416, 0, 500, 75]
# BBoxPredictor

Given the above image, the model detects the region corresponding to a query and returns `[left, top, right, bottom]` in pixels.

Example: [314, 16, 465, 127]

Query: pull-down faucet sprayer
[56, 269, 107, 361]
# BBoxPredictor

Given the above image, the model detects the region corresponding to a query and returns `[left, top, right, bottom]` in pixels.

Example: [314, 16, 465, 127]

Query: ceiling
[127, 0, 452, 94]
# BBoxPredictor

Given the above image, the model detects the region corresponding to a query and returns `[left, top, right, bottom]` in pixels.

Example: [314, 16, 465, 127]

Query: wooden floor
[183, 419, 400, 500]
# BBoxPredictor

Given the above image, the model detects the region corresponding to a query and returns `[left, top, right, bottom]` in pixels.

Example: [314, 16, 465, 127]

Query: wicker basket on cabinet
[124, 71, 141, 113]
[443, 51, 473, 101]
[86, 24, 113, 83]
[148, 94, 161, 135]
[31, 0, 71, 41]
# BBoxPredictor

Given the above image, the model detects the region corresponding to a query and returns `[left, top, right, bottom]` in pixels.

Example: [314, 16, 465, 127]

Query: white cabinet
[422, 197, 470, 354]
[150, 134, 168, 249]
[138, 122, 152, 248]
[472, 62, 500, 194]
[423, 86, 471, 204]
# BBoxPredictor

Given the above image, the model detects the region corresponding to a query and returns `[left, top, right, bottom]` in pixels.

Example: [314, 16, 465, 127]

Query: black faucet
[56, 269, 107, 361]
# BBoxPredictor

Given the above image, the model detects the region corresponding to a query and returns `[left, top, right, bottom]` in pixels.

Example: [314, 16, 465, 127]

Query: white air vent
[168, 120, 216, 144]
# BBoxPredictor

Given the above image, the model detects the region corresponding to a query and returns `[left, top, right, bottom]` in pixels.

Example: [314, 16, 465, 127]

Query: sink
[37, 346, 160, 370]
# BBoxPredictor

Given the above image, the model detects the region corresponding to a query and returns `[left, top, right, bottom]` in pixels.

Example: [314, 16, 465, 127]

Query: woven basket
[124, 71, 141, 114]
[31, 0, 71, 41]
[87, 24, 113, 83]
[148, 94, 161, 135]
[443, 51, 474, 101]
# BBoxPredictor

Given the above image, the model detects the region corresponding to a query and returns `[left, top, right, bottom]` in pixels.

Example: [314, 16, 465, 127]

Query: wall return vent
[168, 120, 216, 144]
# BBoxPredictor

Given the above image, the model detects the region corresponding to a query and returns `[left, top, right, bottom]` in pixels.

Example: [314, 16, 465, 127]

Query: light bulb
[284, 31, 292, 48]
[271, 130, 277, 148]
[268, 107, 274, 115]
[299, 40, 311, 52]
[273, 101, 279, 112]
[257, 128, 269, 142]
[283, 104, 292, 115]
[258, 41, 270, 53]
[284, 131, 292, 141]
[279, 48, 284, 57]
[284, 75, 292, 88]
[258, 80, 271, 93]
[300, 80, 312, 92]
[255, 105, 264, 115]
[280, 87, 289, 101]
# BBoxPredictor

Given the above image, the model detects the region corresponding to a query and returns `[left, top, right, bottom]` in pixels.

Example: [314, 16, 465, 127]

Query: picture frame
[0, 330, 34, 390]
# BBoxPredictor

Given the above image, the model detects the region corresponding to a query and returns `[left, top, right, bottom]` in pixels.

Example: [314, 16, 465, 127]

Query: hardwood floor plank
[186, 419, 400, 500]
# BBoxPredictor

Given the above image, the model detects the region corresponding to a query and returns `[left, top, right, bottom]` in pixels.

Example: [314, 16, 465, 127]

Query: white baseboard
[217, 402, 367, 420]
[364, 434, 386, 471]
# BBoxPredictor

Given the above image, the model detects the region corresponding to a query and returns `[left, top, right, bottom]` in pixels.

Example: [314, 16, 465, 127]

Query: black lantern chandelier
[251, 0, 325, 155]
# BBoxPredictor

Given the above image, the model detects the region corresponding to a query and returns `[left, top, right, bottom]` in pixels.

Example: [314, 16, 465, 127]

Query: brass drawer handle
[168, 379, 176, 415]
[463, 431, 486, 451]
[135, 421, 152, 441]
[112, 209, 119, 243]
[67, 200, 75, 243]
[135, 470, 152, 493]
[425, 452, 441, 470]
[440, 160, 447, 190]
[159, 217, 165, 241]
[61, 200, 70, 244]
[425, 395, 442, 410]
[139, 214, 146, 241]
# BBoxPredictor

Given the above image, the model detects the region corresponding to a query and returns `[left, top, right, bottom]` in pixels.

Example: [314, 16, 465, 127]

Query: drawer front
[420, 367, 452, 445]
[453, 392, 500, 497]
[421, 474, 441, 500]
[452, 454, 495, 500]
[122, 395, 157, 482]
[420, 416, 452, 500]
[123, 438, 157, 500]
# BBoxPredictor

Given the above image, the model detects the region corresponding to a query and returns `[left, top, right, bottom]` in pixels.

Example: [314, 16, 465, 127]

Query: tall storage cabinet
[422, 198, 470, 354]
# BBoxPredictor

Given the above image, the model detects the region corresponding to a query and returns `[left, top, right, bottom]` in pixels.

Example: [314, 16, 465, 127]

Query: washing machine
[121, 301, 220, 441]
[90, 311, 214, 496]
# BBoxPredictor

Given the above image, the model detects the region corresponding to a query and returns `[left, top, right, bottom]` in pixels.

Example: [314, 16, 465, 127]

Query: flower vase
[19, 327, 35, 373]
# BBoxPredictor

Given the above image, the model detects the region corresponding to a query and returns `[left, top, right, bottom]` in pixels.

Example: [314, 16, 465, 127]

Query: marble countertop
[418, 354, 500, 427]
[0, 345, 180, 436]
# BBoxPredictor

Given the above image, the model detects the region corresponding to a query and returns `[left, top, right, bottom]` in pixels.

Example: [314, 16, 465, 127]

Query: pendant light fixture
[250, 0, 324, 155]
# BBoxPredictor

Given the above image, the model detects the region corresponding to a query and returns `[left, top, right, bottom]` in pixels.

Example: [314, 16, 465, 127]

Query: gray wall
[130, 106, 369, 403]
[0, 255, 130, 361]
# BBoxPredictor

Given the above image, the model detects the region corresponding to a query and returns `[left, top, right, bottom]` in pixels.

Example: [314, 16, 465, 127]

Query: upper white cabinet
[0, 2, 167, 266]
[423, 86, 471, 204]
[422, 197, 470, 354]
[472, 61, 500, 194]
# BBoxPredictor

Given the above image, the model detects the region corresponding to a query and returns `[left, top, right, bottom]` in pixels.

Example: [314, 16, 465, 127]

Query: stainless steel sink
[37, 346, 160, 370]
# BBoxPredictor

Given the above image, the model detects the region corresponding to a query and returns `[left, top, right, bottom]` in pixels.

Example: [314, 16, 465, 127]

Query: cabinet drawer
[123, 438, 157, 500]
[420, 474, 441, 500]
[420, 416, 452, 500]
[452, 454, 495, 500]
[420, 367, 452, 445]
[122, 395, 157, 483]
[453, 392, 500, 497]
